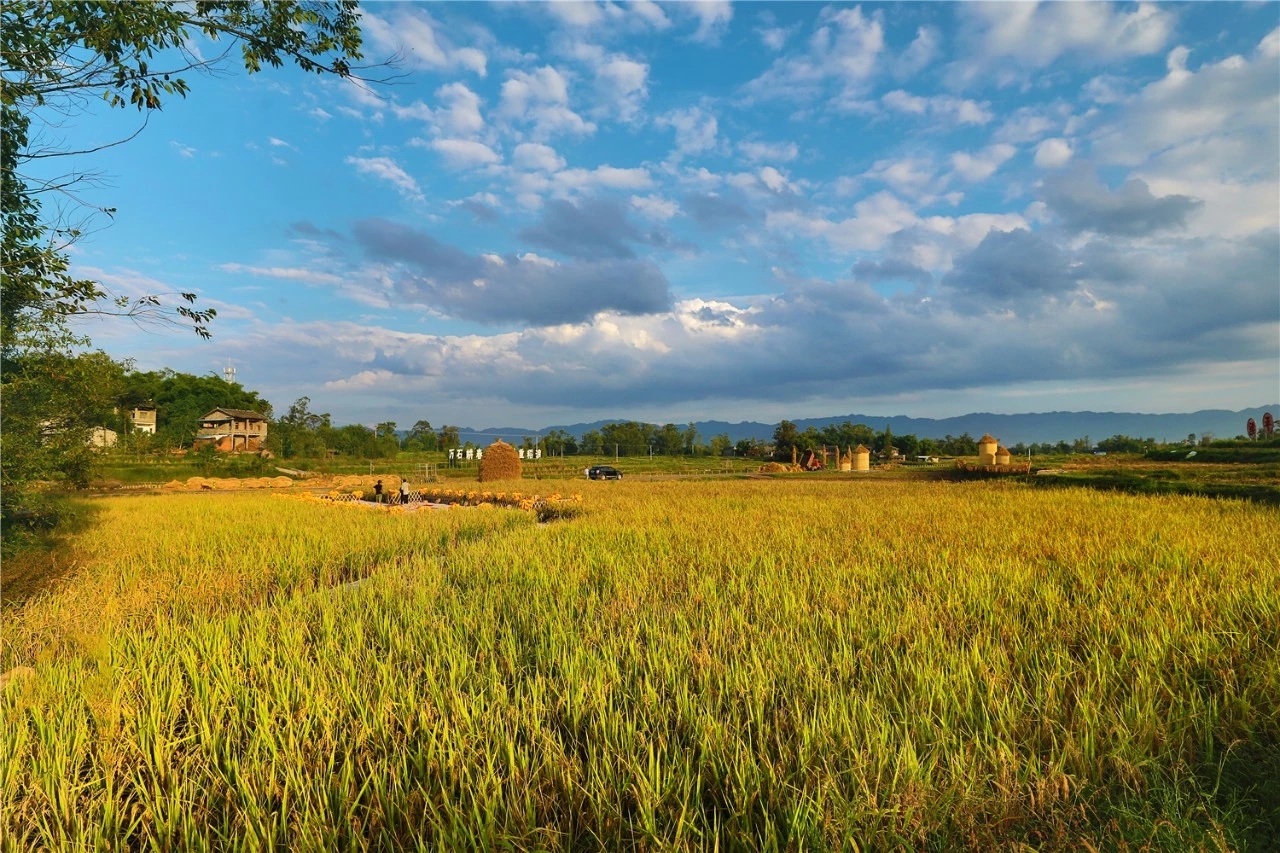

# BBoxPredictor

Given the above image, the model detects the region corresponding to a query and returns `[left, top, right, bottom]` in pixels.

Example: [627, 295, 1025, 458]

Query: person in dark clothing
[373, 479, 383, 503]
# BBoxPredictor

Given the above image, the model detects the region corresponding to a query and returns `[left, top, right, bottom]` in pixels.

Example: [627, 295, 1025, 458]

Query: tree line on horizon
[94, 369, 1215, 464]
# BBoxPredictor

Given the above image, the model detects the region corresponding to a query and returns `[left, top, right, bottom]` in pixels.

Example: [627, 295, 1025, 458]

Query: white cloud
[631, 194, 679, 220]
[217, 263, 344, 285]
[344, 156, 424, 203]
[428, 138, 501, 169]
[758, 22, 799, 52]
[512, 142, 565, 172]
[738, 139, 799, 162]
[359, 7, 487, 76]
[498, 66, 596, 138]
[894, 26, 941, 79]
[308, 107, 332, 121]
[688, 1, 733, 44]
[881, 90, 993, 125]
[863, 156, 938, 197]
[758, 166, 792, 193]
[545, 1, 605, 28]
[951, 1, 1175, 83]
[562, 41, 651, 123]
[743, 5, 884, 103]
[767, 190, 919, 253]
[994, 107, 1059, 143]
[431, 82, 485, 137]
[554, 165, 654, 193]
[171, 141, 196, 158]
[596, 55, 650, 122]
[656, 106, 719, 159]
[1092, 37, 1280, 169]
[950, 144, 1018, 182]
[1034, 138, 1074, 168]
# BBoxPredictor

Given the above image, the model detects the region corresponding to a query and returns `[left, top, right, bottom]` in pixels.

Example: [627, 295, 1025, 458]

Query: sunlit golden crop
[3, 480, 1277, 849]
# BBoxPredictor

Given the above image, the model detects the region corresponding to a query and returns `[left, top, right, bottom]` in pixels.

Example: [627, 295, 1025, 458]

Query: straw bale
[758, 462, 789, 473]
[185, 477, 207, 490]
[478, 440, 522, 482]
[272, 476, 293, 487]
[163, 480, 185, 490]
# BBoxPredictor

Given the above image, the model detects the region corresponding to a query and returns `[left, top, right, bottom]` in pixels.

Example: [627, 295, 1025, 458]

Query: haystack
[478, 440, 522, 482]
[978, 434, 999, 466]
[995, 446, 1011, 466]
[853, 444, 870, 472]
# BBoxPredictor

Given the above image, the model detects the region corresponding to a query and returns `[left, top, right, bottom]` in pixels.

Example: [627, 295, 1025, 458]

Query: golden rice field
[3, 479, 1278, 850]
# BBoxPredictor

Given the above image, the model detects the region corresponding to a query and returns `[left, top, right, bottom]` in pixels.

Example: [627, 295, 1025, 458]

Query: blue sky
[43, 1, 1280, 428]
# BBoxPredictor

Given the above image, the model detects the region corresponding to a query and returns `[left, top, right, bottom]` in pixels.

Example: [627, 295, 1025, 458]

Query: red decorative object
[1264, 412, 1275, 436]
[1247, 418, 1257, 439]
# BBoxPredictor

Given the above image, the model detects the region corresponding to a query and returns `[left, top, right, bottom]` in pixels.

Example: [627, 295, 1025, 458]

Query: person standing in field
[400, 477, 410, 504]
[373, 479, 383, 503]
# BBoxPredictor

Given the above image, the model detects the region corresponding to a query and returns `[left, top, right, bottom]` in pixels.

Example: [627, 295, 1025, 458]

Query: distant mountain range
[452, 406, 1278, 447]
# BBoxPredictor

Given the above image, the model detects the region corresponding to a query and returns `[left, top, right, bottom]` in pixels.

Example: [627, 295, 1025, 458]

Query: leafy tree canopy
[1, 2, 367, 527]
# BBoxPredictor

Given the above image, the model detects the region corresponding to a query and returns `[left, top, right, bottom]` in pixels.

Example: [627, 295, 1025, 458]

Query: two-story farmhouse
[192, 408, 269, 452]
[129, 403, 157, 434]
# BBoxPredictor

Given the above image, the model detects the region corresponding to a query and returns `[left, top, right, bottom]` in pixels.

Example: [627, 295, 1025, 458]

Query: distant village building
[89, 426, 117, 448]
[978, 434, 999, 466]
[193, 408, 268, 452]
[129, 404, 157, 434]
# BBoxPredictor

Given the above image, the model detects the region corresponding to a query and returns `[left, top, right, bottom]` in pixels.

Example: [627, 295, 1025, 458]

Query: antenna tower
[223, 360, 236, 384]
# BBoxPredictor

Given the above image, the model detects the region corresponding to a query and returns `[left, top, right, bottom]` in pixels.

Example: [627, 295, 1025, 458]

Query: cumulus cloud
[687, 1, 733, 44]
[743, 6, 885, 103]
[512, 142, 566, 172]
[457, 197, 500, 223]
[498, 66, 596, 138]
[942, 228, 1080, 314]
[559, 41, 651, 123]
[656, 106, 719, 159]
[894, 26, 941, 79]
[344, 156, 424, 203]
[881, 90, 993, 125]
[684, 191, 754, 230]
[224, 226, 1277, 415]
[360, 7, 487, 76]
[949, 1, 1175, 84]
[851, 257, 933, 286]
[518, 196, 692, 261]
[428, 82, 485, 137]
[950, 144, 1017, 182]
[1033, 138, 1074, 168]
[757, 21, 799, 52]
[738, 139, 799, 162]
[1091, 34, 1280, 171]
[995, 107, 1060, 143]
[351, 217, 672, 325]
[631, 194, 679, 220]
[863, 156, 938, 197]
[426, 138, 501, 169]
[1040, 164, 1203, 236]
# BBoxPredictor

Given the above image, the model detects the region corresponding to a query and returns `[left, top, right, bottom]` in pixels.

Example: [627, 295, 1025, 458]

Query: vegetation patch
[4, 482, 1278, 850]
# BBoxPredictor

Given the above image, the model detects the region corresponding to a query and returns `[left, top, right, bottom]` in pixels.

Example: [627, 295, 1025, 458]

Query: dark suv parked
[587, 465, 623, 480]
